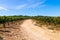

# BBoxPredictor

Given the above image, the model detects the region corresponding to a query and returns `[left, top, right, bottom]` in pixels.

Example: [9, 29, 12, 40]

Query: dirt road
[2, 19, 60, 40]
[20, 19, 60, 40]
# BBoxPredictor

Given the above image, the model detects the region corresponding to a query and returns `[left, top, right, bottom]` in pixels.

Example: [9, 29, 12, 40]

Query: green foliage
[0, 15, 32, 24]
[33, 16, 60, 25]
[0, 15, 60, 29]
[32, 16, 60, 29]
[0, 15, 60, 25]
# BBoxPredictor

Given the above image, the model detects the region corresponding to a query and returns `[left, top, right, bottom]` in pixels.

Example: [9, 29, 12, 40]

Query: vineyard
[33, 16, 60, 30]
[0, 15, 31, 24]
[0, 15, 60, 30]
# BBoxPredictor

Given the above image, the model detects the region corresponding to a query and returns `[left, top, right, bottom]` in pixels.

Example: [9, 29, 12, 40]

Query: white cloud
[27, 1, 46, 8]
[16, 4, 27, 9]
[28, 3, 42, 8]
[15, 0, 46, 9]
[39, 5, 46, 8]
[27, 0, 46, 3]
[0, 6, 8, 10]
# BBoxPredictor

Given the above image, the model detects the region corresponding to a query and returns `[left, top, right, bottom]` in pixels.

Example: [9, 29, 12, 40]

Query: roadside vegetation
[0, 15, 31, 28]
[0, 15, 60, 30]
[32, 16, 60, 30]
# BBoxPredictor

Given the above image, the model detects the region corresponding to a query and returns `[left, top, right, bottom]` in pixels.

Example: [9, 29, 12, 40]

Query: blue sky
[0, 0, 60, 16]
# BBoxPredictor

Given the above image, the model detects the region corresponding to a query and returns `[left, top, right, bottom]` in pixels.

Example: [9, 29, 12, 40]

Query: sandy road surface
[20, 19, 60, 40]
[2, 19, 60, 40]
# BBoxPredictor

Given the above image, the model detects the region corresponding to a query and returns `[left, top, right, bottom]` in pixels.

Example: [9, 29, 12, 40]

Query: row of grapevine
[0, 15, 60, 25]
[0, 15, 32, 24]
[32, 16, 60, 29]
[0, 15, 60, 29]
[33, 16, 60, 25]
[0, 15, 32, 28]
